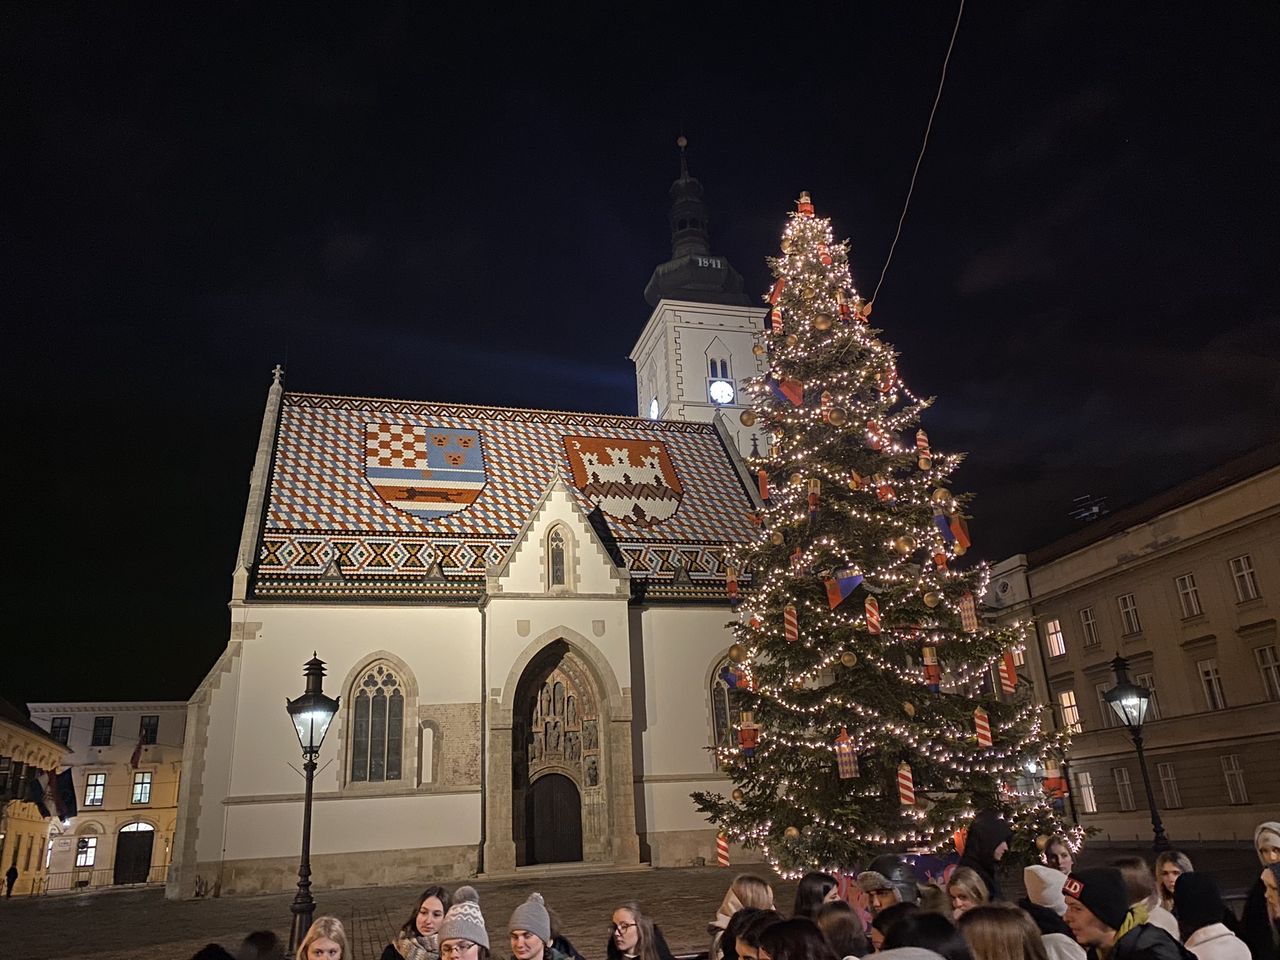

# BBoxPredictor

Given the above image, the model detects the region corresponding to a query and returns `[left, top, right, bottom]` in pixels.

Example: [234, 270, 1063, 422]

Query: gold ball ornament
[813, 313, 833, 331]
[732, 788, 745, 802]
[769, 530, 786, 545]
[781, 237, 793, 253]
[923, 592, 941, 608]
[828, 407, 847, 427]
[739, 409, 758, 427]
[931, 488, 953, 505]
[786, 333, 799, 347]
[840, 650, 858, 668]
[903, 701, 916, 717]
[752, 343, 767, 357]
[790, 472, 805, 487]
[784, 826, 802, 840]
[918, 455, 932, 471]
[729, 643, 748, 663]
[802, 286, 817, 300]
[893, 535, 917, 555]
[954, 543, 967, 557]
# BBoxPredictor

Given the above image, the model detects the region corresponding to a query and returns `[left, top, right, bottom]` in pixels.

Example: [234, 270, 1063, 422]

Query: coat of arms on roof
[563, 436, 683, 528]
[364, 423, 486, 520]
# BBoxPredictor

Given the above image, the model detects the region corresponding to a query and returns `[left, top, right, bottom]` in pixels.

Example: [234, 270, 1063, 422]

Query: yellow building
[25, 701, 186, 893]
[993, 444, 1280, 843]
[1, 698, 70, 897]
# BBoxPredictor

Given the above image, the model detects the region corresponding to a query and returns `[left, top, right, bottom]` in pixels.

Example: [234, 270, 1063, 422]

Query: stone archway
[483, 627, 640, 873]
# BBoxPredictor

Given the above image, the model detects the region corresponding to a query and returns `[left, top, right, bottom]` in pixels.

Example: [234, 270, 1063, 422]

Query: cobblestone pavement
[0, 846, 1260, 960]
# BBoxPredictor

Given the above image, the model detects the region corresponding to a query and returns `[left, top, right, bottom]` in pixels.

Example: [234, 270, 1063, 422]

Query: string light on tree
[692, 192, 1074, 875]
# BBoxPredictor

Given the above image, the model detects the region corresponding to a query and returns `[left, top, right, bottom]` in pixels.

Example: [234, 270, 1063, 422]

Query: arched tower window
[545, 524, 575, 592]
[350, 663, 405, 783]
[710, 656, 747, 767]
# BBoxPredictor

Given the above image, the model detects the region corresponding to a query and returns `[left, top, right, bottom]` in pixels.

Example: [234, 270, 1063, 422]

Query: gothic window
[549, 530, 566, 586]
[349, 663, 405, 783]
[710, 656, 746, 766]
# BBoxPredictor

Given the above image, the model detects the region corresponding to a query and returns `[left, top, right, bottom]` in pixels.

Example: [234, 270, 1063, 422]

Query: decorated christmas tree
[693, 192, 1079, 875]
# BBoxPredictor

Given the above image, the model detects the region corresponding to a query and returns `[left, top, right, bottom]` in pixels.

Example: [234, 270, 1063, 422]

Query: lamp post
[1103, 654, 1170, 852]
[285, 654, 340, 953]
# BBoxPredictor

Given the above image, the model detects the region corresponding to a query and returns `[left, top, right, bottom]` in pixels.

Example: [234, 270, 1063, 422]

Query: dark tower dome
[643, 137, 749, 307]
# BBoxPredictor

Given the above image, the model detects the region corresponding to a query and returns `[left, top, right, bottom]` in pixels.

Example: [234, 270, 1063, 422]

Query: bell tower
[629, 137, 766, 457]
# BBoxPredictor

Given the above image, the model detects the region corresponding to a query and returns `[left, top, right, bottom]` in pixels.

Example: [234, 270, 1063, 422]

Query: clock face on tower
[708, 379, 735, 405]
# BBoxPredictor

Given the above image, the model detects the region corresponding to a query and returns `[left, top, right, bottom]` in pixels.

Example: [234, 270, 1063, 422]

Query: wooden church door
[526, 773, 582, 864]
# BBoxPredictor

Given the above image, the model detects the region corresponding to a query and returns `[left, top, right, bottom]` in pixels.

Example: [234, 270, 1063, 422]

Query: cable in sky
[868, 0, 965, 308]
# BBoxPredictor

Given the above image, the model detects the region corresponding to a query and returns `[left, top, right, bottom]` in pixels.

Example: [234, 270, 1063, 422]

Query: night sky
[4, 3, 1278, 705]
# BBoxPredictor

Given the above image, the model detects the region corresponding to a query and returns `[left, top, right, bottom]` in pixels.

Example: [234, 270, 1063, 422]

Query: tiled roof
[254, 392, 758, 600]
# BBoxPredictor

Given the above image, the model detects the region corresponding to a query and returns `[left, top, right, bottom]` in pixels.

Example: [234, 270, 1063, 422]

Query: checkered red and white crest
[366, 423, 429, 469]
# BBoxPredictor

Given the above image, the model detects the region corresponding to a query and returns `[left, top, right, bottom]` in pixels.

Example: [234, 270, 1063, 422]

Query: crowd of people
[185, 818, 1280, 960]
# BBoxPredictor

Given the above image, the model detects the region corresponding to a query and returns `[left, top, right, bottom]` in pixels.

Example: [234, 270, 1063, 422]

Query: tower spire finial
[677, 134, 689, 179]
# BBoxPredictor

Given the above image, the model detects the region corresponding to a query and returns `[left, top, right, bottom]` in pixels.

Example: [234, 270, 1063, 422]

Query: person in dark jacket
[1242, 822, 1280, 960]
[605, 901, 677, 960]
[382, 885, 455, 960]
[510, 893, 569, 960]
[1062, 868, 1193, 960]
[958, 811, 1013, 902]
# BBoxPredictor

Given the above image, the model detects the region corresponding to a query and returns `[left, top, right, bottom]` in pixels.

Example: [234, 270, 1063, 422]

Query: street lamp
[285, 654, 340, 953]
[1103, 654, 1170, 852]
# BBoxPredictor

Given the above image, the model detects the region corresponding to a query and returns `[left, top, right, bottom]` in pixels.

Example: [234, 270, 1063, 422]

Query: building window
[90, 716, 114, 746]
[50, 717, 71, 745]
[1197, 658, 1227, 711]
[1157, 762, 1182, 808]
[709, 357, 731, 378]
[84, 772, 106, 807]
[648, 397, 659, 420]
[1113, 767, 1136, 811]
[1256, 645, 1280, 701]
[75, 836, 97, 868]
[1221, 754, 1248, 804]
[131, 772, 152, 805]
[1044, 619, 1066, 658]
[711, 657, 748, 766]
[1057, 690, 1082, 733]
[139, 715, 159, 745]
[45, 838, 54, 869]
[1095, 682, 1116, 728]
[1134, 672, 1161, 720]
[1175, 574, 1202, 618]
[349, 663, 405, 784]
[1229, 555, 1260, 602]
[548, 528, 566, 588]
[1075, 771, 1098, 814]
[1117, 594, 1142, 635]
[1079, 606, 1100, 647]
[1011, 645, 1026, 667]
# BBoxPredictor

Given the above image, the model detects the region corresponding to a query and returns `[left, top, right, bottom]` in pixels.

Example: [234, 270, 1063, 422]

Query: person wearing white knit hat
[439, 886, 491, 960]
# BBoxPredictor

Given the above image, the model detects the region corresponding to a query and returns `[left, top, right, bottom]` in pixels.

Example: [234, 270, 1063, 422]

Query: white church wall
[191, 646, 243, 868]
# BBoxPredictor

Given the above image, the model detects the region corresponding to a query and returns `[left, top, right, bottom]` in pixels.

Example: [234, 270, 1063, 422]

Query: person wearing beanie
[509, 893, 567, 960]
[1019, 866, 1084, 960]
[1062, 868, 1189, 960]
[958, 810, 1013, 901]
[858, 856, 922, 915]
[439, 886, 491, 960]
[1242, 822, 1280, 960]
[384, 885, 455, 960]
[1176, 874, 1249, 960]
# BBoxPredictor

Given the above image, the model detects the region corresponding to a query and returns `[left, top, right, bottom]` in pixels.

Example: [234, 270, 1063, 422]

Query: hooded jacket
[1186, 925, 1252, 960]
[958, 810, 1012, 901]
[1242, 822, 1280, 960]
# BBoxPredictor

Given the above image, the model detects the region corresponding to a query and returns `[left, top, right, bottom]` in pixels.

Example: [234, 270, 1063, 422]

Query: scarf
[1098, 908, 1144, 960]
[393, 932, 440, 960]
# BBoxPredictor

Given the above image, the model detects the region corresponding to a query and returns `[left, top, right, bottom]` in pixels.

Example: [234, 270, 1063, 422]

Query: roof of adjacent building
[1027, 440, 1280, 567]
[0, 696, 68, 752]
[253, 391, 758, 601]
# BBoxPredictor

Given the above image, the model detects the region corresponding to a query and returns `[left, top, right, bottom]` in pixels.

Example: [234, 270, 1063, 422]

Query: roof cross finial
[272, 364, 285, 385]
[676, 134, 689, 179]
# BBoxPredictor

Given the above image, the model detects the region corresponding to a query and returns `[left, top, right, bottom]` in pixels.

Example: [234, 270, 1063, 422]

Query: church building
[167, 145, 769, 897]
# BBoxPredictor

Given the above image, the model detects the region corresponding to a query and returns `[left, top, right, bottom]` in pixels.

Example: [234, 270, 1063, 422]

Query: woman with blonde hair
[958, 903, 1049, 960]
[709, 874, 775, 960]
[949, 867, 992, 919]
[298, 916, 349, 960]
[1153, 851, 1193, 914]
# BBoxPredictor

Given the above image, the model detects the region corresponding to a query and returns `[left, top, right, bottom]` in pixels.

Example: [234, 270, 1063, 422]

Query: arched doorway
[511, 640, 601, 866]
[113, 822, 154, 885]
[526, 774, 583, 864]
